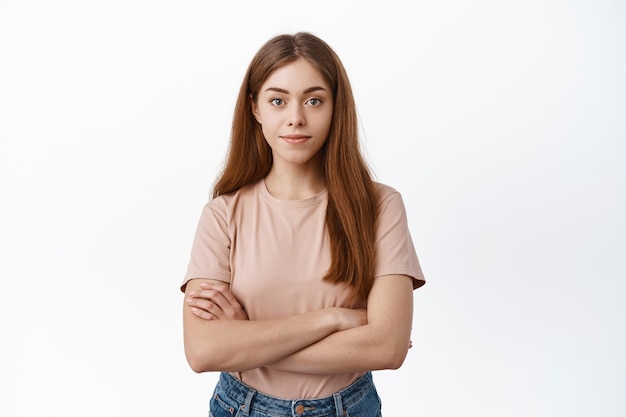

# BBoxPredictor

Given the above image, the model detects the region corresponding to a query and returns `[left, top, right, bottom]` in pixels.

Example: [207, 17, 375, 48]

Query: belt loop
[333, 393, 344, 417]
[240, 389, 255, 416]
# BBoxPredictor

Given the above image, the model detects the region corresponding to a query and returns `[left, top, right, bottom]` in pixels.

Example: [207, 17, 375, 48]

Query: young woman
[181, 32, 425, 417]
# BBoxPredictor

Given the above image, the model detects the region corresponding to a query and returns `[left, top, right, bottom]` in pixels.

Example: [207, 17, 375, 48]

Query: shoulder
[373, 182, 403, 206]
[206, 181, 261, 211]
[372, 182, 411, 224]
[196, 182, 261, 227]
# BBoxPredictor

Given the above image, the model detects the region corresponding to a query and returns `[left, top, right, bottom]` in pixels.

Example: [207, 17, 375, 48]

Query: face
[251, 59, 333, 172]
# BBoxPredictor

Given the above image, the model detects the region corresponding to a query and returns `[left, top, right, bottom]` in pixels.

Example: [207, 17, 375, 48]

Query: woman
[182, 32, 425, 417]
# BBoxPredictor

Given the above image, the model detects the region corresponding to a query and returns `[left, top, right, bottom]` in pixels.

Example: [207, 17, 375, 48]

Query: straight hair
[213, 32, 378, 301]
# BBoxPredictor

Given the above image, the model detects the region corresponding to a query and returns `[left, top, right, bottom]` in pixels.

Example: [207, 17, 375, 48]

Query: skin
[252, 58, 333, 200]
[183, 279, 369, 373]
[183, 58, 414, 375]
[185, 275, 413, 374]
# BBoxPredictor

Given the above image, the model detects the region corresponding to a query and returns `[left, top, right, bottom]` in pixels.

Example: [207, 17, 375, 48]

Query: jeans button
[295, 404, 305, 414]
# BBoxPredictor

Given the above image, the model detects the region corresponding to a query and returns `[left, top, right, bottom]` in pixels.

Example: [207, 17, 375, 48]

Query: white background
[1, 1, 625, 416]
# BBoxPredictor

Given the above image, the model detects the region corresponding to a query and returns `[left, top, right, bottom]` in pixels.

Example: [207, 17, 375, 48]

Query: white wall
[1, 1, 624, 416]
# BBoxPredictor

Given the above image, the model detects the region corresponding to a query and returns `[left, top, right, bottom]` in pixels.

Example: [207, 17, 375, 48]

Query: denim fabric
[208, 372, 382, 417]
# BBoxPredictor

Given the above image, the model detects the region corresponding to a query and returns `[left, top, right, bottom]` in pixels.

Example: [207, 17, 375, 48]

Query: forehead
[261, 59, 330, 92]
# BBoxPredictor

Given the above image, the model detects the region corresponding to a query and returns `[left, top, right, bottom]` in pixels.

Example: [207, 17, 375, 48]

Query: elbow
[385, 349, 408, 370]
[382, 351, 408, 370]
[185, 349, 210, 373]
[376, 339, 410, 370]
[185, 343, 241, 373]
[185, 344, 222, 373]
[189, 362, 205, 374]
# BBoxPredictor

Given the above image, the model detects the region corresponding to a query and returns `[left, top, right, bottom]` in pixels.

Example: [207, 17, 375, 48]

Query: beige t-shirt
[183, 180, 424, 398]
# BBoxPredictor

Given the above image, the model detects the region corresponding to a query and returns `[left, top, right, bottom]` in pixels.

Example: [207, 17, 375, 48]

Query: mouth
[280, 134, 311, 144]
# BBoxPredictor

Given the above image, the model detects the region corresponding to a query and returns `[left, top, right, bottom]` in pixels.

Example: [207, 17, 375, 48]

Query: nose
[287, 104, 306, 127]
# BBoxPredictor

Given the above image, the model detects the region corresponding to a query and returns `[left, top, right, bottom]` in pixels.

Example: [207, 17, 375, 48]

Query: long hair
[213, 32, 378, 301]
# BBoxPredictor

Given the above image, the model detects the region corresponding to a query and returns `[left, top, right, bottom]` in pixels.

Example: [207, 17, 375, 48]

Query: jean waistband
[215, 371, 375, 417]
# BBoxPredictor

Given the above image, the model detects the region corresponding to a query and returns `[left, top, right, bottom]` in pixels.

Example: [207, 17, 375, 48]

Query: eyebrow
[264, 86, 327, 94]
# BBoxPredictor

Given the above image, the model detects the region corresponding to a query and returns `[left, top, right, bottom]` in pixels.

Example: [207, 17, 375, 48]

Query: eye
[270, 98, 284, 106]
[307, 98, 322, 106]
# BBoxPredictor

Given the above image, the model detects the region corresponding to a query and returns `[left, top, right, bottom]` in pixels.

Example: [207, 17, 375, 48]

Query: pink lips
[281, 134, 311, 144]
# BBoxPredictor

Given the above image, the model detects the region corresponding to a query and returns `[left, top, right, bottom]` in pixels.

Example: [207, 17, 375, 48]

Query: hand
[186, 282, 248, 321]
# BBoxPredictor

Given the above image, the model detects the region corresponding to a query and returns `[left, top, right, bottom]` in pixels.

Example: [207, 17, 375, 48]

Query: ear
[250, 95, 261, 124]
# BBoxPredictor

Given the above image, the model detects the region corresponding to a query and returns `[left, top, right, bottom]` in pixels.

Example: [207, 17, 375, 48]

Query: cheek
[258, 112, 278, 130]
[319, 113, 333, 135]
[321, 107, 333, 127]
[260, 124, 274, 143]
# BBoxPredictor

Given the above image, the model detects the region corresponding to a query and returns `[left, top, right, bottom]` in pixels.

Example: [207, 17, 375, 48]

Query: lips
[280, 134, 311, 144]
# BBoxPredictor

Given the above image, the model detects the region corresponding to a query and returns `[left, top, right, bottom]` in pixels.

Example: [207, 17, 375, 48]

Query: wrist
[320, 307, 343, 332]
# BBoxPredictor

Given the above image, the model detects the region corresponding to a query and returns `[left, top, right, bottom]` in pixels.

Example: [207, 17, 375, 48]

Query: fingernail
[186, 298, 192, 303]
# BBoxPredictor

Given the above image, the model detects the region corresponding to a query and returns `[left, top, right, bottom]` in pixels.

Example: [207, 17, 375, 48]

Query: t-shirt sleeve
[374, 188, 425, 289]
[180, 199, 232, 292]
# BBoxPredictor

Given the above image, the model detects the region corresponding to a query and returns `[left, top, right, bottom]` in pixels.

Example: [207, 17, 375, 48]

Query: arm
[183, 278, 366, 373]
[267, 274, 414, 374]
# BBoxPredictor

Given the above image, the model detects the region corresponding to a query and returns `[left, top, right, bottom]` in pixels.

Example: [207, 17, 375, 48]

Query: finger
[191, 288, 228, 307]
[194, 286, 246, 319]
[196, 287, 239, 314]
[188, 296, 226, 318]
[203, 284, 239, 306]
[198, 284, 238, 306]
[195, 289, 231, 311]
[191, 307, 217, 320]
[199, 282, 229, 293]
[207, 288, 244, 316]
[187, 293, 223, 313]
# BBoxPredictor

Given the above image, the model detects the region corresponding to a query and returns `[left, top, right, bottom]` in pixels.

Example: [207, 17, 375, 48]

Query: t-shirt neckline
[258, 179, 327, 208]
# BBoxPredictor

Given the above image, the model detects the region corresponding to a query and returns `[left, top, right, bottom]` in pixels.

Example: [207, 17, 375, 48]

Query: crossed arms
[183, 274, 414, 374]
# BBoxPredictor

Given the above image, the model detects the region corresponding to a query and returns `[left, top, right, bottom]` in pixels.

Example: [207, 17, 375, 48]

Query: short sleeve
[374, 187, 425, 289]
[180, 198, 232, 292]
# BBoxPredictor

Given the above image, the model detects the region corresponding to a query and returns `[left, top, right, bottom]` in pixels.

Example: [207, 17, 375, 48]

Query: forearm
[268, 274, 415, 374]
[266, 321, 411, 374]
[184, 306, 340, 373]
[183, 275, 413, 375]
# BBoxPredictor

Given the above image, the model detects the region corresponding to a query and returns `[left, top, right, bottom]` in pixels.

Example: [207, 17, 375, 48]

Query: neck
[264, 163, 325, 200]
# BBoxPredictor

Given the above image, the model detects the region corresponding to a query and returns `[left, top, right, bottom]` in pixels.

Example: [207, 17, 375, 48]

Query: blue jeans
[209, 371, 382, 417]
